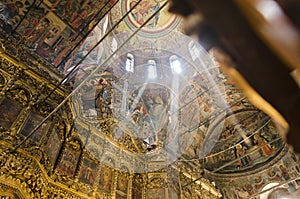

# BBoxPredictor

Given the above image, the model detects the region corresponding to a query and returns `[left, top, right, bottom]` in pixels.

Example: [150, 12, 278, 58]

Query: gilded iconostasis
[0, 0, 300, 198]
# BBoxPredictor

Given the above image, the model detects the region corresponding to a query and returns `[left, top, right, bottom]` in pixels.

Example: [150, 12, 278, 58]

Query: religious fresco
[0, 0, 33, 33]
[45, 128, 62, 166]
[0, 0, 115, 70]
[0, 97, 22, 130]
[203, 111, 284, 174]
[208, 148, 300, 198]
[15, 3, 48, 35]
[146, 188, 165, 199]
[120, 0, 181, 38]
[128, 84, 170, 146]
[51, 0, 112, 70]
[79, 157, 98, 186]
[20, 9, 80, 65]
[177, 82, 204, 137]
[0, 0, 182, 82]
[60, 16, 107, 78]
[53, 0, 111, 33]
[77, 72, 114, 121]
[98, 165, 114, 193]
[29, 13, 65, 58]
[57, 147, 80, 176]
[175, 67, 228, 158]
[68, 32, 224, 172]
[20, 112, 49, 142]
[179, 67, 227, 125]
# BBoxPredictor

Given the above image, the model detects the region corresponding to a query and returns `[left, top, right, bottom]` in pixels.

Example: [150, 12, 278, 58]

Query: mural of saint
[60, 22, 104, 75]
[142, 87, 169, 133]
[121, 0, 180, 37]
[27, 18, 51, 49]
[253, 134, 275, 157]
[267, 169, 281, 182]
[130, 0, 160, 28]
[235, 144, 250, 167]
[253, 176, 265, 191]
[279, 165, 290, 181]
[69, 4, 89, 29]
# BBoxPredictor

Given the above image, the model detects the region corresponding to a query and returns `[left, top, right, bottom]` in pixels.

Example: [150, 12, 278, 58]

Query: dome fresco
[71, 31, 229, 172]
[120, 0, 181, 37]
[70, 30, 286, 176]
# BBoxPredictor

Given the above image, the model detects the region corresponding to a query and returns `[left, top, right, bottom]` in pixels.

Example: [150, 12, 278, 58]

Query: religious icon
[146, 188, 165, 199]
[45, 128, 61, 165]
[0, 97, 22, 129]
[99, 165, 113, 193]
[79, 158, 97, 186]
[57, 148, 80, 176]
[21, 112, 48, 142]
[117, 173, 128, 193]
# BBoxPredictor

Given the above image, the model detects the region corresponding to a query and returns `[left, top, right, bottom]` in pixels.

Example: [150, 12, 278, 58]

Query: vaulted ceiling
[0, 0, 299, 198]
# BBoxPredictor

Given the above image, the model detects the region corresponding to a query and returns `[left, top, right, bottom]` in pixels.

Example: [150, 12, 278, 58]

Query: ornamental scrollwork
[6, 85, 31, 106]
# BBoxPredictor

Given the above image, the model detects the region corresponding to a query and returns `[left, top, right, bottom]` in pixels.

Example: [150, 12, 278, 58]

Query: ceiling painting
[1, 0, 115, 72]
[121, 0, 181, 38]
[203, 110, 285, 174]
[0, 0, 33, 32]
[207, 148, 300, 199]
[0, 0, 300, 198]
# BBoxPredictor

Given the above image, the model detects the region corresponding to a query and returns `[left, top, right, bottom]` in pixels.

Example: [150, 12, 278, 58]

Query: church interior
[0, 0, 299, 198]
